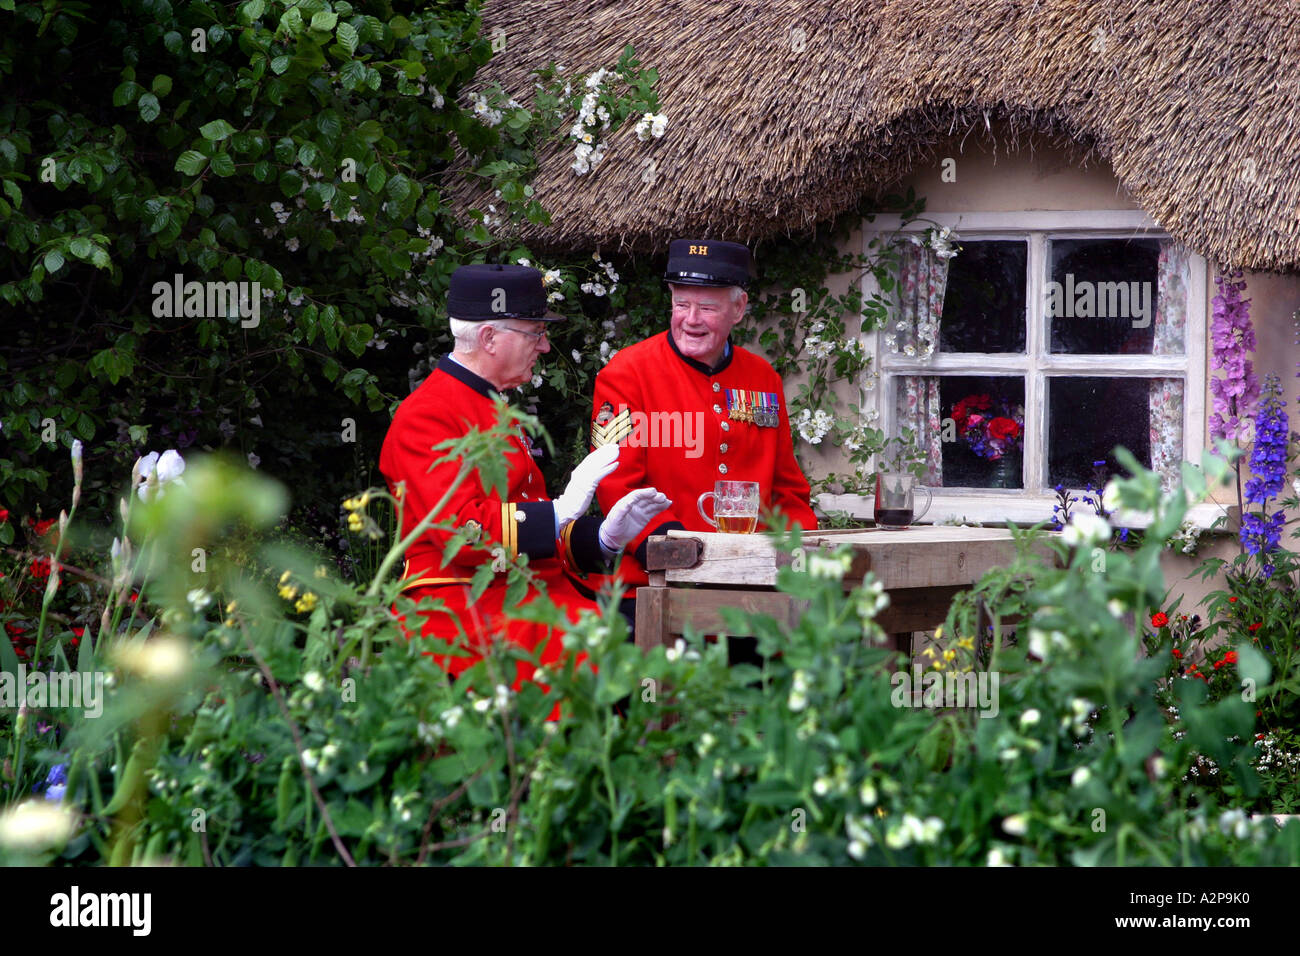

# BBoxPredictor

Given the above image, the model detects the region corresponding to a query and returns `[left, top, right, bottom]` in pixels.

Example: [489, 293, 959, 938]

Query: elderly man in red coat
[380, 263, 669, 690]
[589, 240, 818, 646]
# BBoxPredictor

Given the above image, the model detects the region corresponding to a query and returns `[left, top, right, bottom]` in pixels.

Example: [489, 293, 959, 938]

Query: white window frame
[818, 210, 1219, 529]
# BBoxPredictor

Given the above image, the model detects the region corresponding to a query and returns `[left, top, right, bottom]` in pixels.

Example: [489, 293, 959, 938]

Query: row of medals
[728, 391, 779, 427]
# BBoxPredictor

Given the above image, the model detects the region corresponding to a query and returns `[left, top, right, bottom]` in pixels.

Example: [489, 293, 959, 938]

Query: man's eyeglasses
[498, 324, 549, 345]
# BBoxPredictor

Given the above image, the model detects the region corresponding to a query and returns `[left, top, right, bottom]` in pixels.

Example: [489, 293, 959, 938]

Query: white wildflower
[0, 800, 77, 851]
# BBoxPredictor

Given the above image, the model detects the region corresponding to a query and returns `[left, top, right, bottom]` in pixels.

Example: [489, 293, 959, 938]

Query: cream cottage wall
[764, 123, 1300, 624]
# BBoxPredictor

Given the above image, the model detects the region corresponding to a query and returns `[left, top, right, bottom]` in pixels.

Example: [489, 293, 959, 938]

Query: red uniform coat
[590, 331, 818, 587]
[379, 356, 608, 688]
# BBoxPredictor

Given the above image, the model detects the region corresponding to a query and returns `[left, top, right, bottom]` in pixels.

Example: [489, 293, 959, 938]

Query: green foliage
[0, 0, 666, 563]
[4, 413, 1300, 866]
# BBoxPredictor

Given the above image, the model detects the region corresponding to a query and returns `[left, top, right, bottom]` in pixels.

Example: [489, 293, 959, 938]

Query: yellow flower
[278, 584, 298, 600]
[931, 660, 944, 670]
[347, 513, 363, 532]
[279, 570, 292, 585]
[343, 491, 370, 512]
[295, 592, 318, 614]
[943, 649, 957, 662]
[933, 625, 944, 640]
[921, 646, 935, 659]
[314, 565, 328, 579]
[225, 600, 237, 613]
[224, 618, 236, 628]
[956, 636, 974, 651]
[875, 806, 887, 817]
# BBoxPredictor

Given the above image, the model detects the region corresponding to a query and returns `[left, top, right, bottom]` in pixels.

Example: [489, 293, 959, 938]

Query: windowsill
[815, 493, 1234, 532]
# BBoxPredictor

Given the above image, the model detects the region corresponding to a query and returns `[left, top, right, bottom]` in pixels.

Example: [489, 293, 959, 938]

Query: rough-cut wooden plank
[664, 527, 1056, 588]
[875, 585, 965, 633]
[644, 535, 703, 571]
[634, 586, 670, 651]
[667, 590, 808, 639]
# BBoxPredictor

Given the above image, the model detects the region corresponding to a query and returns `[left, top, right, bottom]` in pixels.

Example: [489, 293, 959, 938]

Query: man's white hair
[449, 316, 506, 351]
[668, 283, 747, 304]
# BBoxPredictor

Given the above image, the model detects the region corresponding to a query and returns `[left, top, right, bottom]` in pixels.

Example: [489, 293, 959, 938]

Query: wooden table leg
[634, 586, 670, 652]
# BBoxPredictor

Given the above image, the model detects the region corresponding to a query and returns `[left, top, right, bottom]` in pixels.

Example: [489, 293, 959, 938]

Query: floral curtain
[1149, 241, 1191, 490]
[896, 377, 944, 485]
[891, 239, 950, 483]
[889, 238, 949, 359]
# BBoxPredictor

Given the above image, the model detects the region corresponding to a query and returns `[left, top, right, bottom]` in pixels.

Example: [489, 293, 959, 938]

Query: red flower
[1151, 612, 1169, 628]
[32, 518, 57, 537]
[29, 556, 51, 579]
[1228, 596, 1237, 603]
[1248, 622, 1262, 632]
[952, 394, 992, 425]
[988, 417, 1022, 441]
[1171, 648, 1182, 658]
[1256, 733, 1266, 740]
[71, 626, 84, 637]
[4, 622, 25, 637]
[1221, 650, 1238, 665]
[1256, 710, 1263, 717]
[0, 508, 9, 523]
[1213, 660, 1224, 670]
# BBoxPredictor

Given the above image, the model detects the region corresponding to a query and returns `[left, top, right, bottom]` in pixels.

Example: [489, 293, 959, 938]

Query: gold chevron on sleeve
[560, 518, 576, 567]
[591, 409, 633, 448]
[501, 502, 517, 559]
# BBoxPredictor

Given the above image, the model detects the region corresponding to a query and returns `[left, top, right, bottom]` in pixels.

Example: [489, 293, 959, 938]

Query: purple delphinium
[1239, 375, 1288, 575]
[1209, 271, 1259, 442]
[1245, 377, 1288, 505]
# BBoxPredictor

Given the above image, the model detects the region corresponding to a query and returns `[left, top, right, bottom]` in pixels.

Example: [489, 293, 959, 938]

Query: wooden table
[634, 526, 1059, 653]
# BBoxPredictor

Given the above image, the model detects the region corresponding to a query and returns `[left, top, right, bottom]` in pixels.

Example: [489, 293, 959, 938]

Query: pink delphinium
[1208, 270, 1259, 442]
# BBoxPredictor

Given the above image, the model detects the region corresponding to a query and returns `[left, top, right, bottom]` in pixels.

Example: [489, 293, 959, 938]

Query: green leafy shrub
[4, 423, 1300, 866]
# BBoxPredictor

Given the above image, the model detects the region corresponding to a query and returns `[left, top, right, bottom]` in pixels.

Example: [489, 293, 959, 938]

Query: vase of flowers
[951, 392, 1025, 488]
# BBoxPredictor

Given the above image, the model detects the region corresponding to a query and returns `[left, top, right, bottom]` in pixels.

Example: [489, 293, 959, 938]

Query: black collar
[437, 354, 499, 399]
[668, 332, 734, 376]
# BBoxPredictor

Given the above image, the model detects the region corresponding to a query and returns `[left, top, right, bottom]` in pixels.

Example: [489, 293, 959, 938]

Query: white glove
[599, 488, 672, 552]
[554, 443, 621, 529]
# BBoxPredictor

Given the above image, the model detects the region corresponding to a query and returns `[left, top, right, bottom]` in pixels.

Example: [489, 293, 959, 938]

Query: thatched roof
[449, 0, 1300, 272]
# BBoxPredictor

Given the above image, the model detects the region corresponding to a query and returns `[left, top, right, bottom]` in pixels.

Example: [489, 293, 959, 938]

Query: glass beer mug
[697, 480, 760, 534]
[874, 473, 933, 530]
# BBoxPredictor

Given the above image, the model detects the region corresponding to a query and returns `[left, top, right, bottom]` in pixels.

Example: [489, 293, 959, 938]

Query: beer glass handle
[697, 491, 717, 528]
[914, 486, 934, 522]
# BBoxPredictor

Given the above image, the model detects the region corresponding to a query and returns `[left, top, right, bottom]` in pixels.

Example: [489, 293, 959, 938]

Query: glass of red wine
[874, 473, 933, 530]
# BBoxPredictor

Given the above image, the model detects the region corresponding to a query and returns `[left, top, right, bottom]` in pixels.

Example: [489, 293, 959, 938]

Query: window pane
[1047, 377, 1172, 488]
[1048, 238, 1162, 354]
[939, 241, 1027, 353]
[934, 375, 1026, 489]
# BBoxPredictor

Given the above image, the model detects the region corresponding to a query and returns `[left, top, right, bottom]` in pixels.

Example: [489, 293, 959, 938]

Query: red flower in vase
[988, 417, 1022, 441]
[952, 393, 1024, 462]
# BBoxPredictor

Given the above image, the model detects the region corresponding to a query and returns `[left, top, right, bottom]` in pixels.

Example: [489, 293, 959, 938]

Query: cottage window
[859, 211, 1212, 528]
